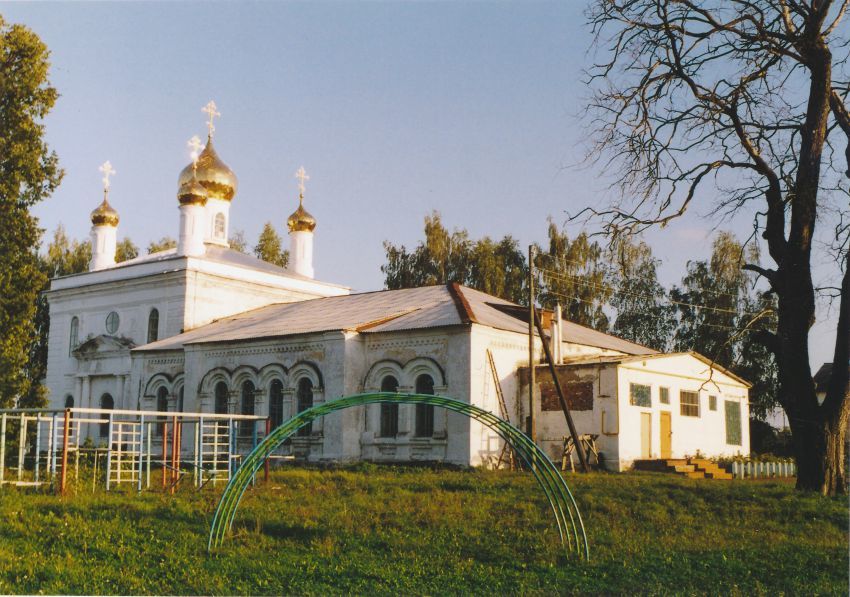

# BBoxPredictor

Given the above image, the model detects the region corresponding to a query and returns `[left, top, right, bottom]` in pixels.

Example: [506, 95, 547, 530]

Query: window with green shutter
[725, 400, 742, 445]
[659, 387, 670, 405]
[630, 383, 651, 407]
[709, 395, 717, 411]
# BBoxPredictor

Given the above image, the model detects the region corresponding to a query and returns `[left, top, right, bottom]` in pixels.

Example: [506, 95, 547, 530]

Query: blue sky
[3, 2, 837, 368]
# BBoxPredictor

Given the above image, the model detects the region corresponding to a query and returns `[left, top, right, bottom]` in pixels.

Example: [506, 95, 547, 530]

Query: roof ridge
[447, 282, 477, 325]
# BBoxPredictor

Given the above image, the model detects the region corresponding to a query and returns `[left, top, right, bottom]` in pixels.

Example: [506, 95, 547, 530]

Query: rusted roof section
[447, 282, 477, 324]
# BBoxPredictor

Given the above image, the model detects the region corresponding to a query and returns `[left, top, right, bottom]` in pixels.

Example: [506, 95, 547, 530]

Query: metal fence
[0, 407, 268, 494]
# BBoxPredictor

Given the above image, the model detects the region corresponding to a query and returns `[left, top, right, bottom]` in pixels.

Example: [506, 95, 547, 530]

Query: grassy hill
[0, 466, 846, 594]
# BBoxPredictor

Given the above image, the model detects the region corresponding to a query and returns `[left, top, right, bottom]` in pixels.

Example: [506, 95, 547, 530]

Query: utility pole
[528, 244, 536, 445]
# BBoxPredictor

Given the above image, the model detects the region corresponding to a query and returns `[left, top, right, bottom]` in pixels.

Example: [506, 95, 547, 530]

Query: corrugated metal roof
[135, 283, 660, 355]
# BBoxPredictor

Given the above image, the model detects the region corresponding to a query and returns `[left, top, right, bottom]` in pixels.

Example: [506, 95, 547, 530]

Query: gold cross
[295, 166, 309, 197]
[202, 100, 221, 138]
[99, 161, 116, 191]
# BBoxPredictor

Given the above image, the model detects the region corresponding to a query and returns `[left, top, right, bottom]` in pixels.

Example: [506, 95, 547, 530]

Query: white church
[43, 104, 751, 471]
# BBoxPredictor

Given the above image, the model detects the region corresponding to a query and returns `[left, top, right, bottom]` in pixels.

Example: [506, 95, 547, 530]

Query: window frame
[69, 316, 79, 355]
[659, 386, 670, 405]
[414, 374, 435, 438]
[708, 395, 717, 411]
[296, 378, 314, 437]
[680, 390, 700, 417]
[214, 213, 226, 239]
[379, 375, 399, 438]
[629, 383, 652, 408]
[105, 311, 120, 335]
[147, 308, 160, 343]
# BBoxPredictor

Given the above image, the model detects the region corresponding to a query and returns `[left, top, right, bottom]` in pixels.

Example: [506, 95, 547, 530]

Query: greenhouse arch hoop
[208, 392, 589, 560]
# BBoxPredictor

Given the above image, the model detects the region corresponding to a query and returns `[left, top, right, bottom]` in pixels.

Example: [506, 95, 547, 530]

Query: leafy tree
[229, 230, 247, 254]
[535, 222, 610, 331]
[382, 212, 527, 303]
[254, 222, 289, 267]
[671, 233, 778, 419]
[115, 237, 139, 262]
[587, 0, 850, 494]
[0, 18, 62, 407]
[607, 237, 675, 351]
[147, 236, 176, 254]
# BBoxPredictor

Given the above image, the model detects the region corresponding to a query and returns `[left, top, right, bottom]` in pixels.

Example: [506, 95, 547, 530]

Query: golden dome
[287, 194, 316, 232]
[177, 174, 208, 206]
[177, 137, 237, 201]
[90, 197, 119, 227]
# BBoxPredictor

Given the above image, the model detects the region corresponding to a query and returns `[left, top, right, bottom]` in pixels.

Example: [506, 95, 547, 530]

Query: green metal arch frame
[208, 392, 589, 560]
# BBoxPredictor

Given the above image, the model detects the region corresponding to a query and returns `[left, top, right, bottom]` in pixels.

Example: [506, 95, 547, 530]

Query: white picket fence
[729, 459, 796, 479]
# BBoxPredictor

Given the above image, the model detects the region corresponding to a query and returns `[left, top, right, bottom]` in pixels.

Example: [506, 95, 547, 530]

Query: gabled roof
[134, 283, 661, 354]
[558, 351, 751, 387]
[136, 285, 470, 351]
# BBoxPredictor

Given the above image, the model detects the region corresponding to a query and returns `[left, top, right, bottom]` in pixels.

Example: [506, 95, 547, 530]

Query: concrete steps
[633, 458, 732, 480]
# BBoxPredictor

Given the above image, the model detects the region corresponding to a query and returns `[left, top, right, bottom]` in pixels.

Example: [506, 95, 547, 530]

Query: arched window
[214, 213, 225, 239]
[296, 378, 313, 437]
[379, 375, 399, 438]
[214, 382, 229, 414]
[154, 386, 169, 437]
[269, 379, 284, 430]
[240, 381, 255, 438]
[100, 393, 114, 438]
[147, 308, 159, 343]
[414, 374, 435, 438]
[69, 317, 79, 355]
[64, 395, 74, 408]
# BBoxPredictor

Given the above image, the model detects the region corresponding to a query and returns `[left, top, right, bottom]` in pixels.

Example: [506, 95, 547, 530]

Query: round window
[105, 311, 119, 334]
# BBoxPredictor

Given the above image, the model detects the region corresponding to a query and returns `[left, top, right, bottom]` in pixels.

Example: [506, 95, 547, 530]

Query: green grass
[0, 466, 846, 595]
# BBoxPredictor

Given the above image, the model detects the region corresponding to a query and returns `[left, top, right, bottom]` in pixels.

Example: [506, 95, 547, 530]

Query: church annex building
[44, 109, 751, 471]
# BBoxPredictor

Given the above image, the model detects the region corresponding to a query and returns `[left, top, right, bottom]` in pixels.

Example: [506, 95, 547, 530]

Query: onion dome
[177, 137, 237, 201]
[287, 194, 317, 232]
[177, 173, 208, 206]
[90, 197, 119, 227]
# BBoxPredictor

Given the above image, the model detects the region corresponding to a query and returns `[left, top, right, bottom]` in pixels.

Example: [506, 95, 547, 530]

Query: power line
[536, 266, 767, 317]
[533, 250, 759, 302]
[542, 288, 752, 332]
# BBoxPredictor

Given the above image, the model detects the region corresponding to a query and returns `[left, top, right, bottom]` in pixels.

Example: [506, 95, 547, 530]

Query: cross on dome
[202, 100, 221, 138]
[295, 166, 309, 197]
[99, 161, 116, 192]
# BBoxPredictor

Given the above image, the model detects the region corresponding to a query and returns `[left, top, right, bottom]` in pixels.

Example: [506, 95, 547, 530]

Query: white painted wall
[615, 355, 750, 469]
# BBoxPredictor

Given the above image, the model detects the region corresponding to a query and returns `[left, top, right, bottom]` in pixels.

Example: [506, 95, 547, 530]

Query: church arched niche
[402, 357, 446, 390]
[198, 367, 231, 399]
[154, 386, 169, 437]
[362, 359, 404, 392]
[99, 393, 114, 438]
[214, 381, 230, 415]
[64, 395, 74, 408]
[172, 374, 185, 412]
[239, 380, 256, 438]
[143, 373, 174, 401]
[295, 377, 314, 437]
[288, 361, 322, 390]
[231, 365, 260, 392]
[258, 363, 288, 391]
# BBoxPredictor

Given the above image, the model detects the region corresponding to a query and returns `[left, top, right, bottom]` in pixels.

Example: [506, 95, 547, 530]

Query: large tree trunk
[790, 404, 848, 495]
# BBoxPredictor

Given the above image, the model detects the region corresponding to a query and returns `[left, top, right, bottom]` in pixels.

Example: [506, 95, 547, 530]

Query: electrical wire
[536, 266, 767, 317]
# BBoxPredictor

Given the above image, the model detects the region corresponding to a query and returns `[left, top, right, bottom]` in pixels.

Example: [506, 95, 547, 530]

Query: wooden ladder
[486, 349, 519, 471]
